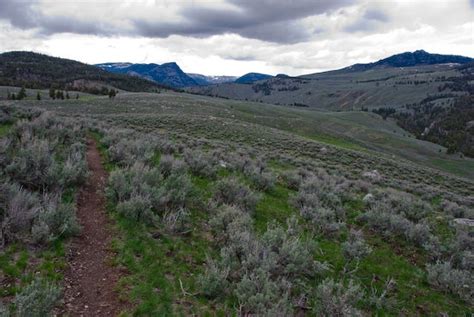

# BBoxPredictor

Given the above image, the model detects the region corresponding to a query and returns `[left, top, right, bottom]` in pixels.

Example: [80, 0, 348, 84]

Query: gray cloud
[363, 9, 389, 22]
[0, 0, 39, 29]
[0, 0, 107, 36]
[218, 52, 258, 61]
[0, 0, 354, 44]
[344, 8, 389, 32]
[135, 0, 354, 43]
[39, 16, 109, 36]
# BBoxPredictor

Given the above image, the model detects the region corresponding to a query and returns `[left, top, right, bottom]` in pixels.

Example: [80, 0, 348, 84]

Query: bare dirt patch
[60, 138, 129, 316]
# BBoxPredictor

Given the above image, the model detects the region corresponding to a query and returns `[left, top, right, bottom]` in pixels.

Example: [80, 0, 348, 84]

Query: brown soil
[60, 138, 129, 316]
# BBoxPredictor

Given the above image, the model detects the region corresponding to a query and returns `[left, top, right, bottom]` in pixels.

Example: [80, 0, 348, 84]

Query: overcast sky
[0, 0, 472, 76]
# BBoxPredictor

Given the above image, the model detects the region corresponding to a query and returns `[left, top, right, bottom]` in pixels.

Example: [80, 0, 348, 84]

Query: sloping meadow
[87, 117, 473, 315]
[2, 94, 473, 315]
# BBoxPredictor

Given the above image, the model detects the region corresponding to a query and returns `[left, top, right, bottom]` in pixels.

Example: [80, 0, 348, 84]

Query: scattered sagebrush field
[0, 91, 473, 315]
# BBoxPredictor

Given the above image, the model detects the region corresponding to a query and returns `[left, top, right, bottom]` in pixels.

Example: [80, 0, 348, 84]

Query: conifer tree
[108, 89, 117, 99]
[17, 87, 27, 100]
[49, 88, 56, 100]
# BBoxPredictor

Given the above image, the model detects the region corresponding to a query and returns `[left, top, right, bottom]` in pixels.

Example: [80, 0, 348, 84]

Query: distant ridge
[187, 73, 237, 85]
[344, 50, 473, 72]
[0, 51, 166, 92]
[96, 62, 198, 88]
[235, 72, 273, 84]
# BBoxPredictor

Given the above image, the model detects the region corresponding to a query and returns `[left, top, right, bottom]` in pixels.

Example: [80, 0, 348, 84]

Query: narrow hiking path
[61, 137, 128, 316]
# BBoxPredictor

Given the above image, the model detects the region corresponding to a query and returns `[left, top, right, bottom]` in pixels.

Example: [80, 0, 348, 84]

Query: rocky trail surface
[60, 138, 128, 316]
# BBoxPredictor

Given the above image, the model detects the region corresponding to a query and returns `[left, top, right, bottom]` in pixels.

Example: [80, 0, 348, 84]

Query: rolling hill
[188, 51, 473, 110]
[235, 72, 273, 84]
[96, 62, 198, 88]
[97, 62, 275, 87]
[1, 74, 473, 317]
[188, 50, 474, 157]
[345, 50, 473, 72]
[0, 51, 166, 93]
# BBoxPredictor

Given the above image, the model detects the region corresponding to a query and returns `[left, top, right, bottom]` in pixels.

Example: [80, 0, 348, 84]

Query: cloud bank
[0, 0, 472, 76]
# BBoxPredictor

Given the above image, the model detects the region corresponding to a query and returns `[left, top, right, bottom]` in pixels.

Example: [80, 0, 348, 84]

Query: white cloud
[0, 0, 472, 76]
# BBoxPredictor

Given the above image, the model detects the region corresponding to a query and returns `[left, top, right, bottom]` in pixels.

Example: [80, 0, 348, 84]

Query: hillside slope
[2, 91, 472, 315]
[235, 72, 273, 84]
[96, 62, 198, 88]
[188, 63, 470, 111]
[188, 51, 474, 157]
[345, 50, 473, 72]
[189, 51, 473, 109]
[0, 51, 166, 92]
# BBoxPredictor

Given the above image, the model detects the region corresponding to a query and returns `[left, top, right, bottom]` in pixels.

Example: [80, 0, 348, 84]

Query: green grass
[111, 212, 219, 316]
[94, 137, 226, 315]
[107, 169, 222, 316]
[254, 184, 294, 233]
[0, 122, 13, 137]
[355, 234, 469, 315]
[89, 131, 115, 172]
[430, 157, 474, 176]
[0, 240, 66, 299]
[250, 182, 471, 315]
[305, 133, 365, 151]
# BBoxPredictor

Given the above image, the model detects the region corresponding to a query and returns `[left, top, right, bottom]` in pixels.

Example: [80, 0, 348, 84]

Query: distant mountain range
[0, 51, 165, 93]
[96, 50, 473, 89]
[187, 50, 474, 158]
[188, 50, 474, 111]
[96, 62, 198, 88]
[187, 73, 237, 85]
[343, 50, 473, 72]
[235, 72, 273, 84]
[96, 62, 271, 88]
[0, 49, 472, 157]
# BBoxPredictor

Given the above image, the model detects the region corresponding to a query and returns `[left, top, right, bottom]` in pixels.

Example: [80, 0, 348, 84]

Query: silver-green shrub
[202, 205, 327, 314]
[213, 177, 260, 214]
[198, 257, 229, 299]
[235, 269, 293, 316]
[248, 169, 276, 192]
[358, 201, 434, 248]
[14, 278, 61, 317]
[0, 183, 39, 245]
[314, 278, 363, 317]
[184, 149, 217, 178]
[107, 162, 193, 226]
[426, 261, 473, 304]
[32, 195, 80, 244]
[342, 229, 372, 263]
[116, 193, 155, 224]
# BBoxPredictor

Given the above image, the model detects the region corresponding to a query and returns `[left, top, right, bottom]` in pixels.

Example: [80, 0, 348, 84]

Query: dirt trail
[61, 138, 128, 316]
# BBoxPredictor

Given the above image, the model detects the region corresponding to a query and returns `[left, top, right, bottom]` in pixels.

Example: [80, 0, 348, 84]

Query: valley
[1, 88, 473, 315]
[0, 49, 472, 316]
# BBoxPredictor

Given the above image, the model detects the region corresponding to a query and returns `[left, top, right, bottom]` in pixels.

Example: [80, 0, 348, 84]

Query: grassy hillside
[188, 64, 463, 111]
[0, 51, 167, 93]
[1, 92, 473, 315]
[188, 62, 474, 157]
[0, 86, 96, 101]
[28, 91, 472, 178]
